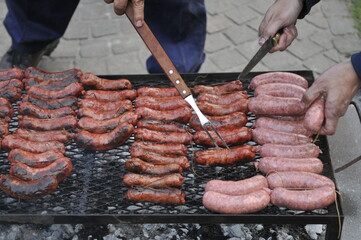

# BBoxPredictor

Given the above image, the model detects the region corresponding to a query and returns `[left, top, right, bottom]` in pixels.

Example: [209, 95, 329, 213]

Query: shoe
[0, 39, 60, 70]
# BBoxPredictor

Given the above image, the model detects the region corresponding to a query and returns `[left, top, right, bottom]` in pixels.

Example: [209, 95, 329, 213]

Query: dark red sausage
[131, 141, 187, 156]
[123, 173, 184, 187]
[80, 72, 132, 90]
[193, 127, 252, 147]
[78, 105, 132, 120]
[13, 129, 73, 143]
[134, 128, 192, 145]
[78, 98, 133, 111]
[192, 80, 243, 95]
[252, 127, 311, 145]
[254, 157, 324, 174]
[0, 124, 9, 136]
[0, 68, 24, 80]
[136, 120, 190, 133]
[249, 72, 309, 89]
[197, 99, 248, 115]
[22, 94, 78, 110]
[0, 79, 23, 89]
[189, 112, 248, 131]
[8, 149, 65, 168]
[24, 67, 82, 81]
[0, 87, 22, 102]
[27, 82, 83, 99]
[125, 158, 182, 175]
[197, 91, 248, 105]
[24, 75, 79, 90]
[134, 95, 189, 110]
[83, 89, 137, 101]
[137, 87, 180, 97]
[258, 143, 322, 158]
[135, 106, 192, 124]
[18, 102, 75, 119]
[18, 115, 77, 131]
[0, 105, 14, 119]
[125, 188, 185, 204]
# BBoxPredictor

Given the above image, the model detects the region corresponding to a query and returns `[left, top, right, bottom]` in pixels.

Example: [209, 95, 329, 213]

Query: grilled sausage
[8, 149, 65, 168]
[303, 98, 325, 134]
[134, 95, 189, 110]
[189, 112, 248, 131]
[77, 112, 139, 133]
[27, 82, 83, 99]
[193, 127, 252, 147]
[0, 174, 59, 199]
[83, 89, 137, 101]
[134, 128, 192, 145]
[204, 175, 268, 195]
[249, 72, 309, 89]
[255, 157, 324, 174]
[125, 188, 185, 204]
[202, 189, 270, 214]
[0, 79, 23, 89]
[2, 135, 66, 154]
[0, 97, 11, 106]
[131, 141, 187, 156]
[22, 94, 78, 110]
[136, 120, 190, 133]
[135, 106, 192, 124]
[0, 124, 9, 136]
[254, 116, 311, 136]
[125, 158, 182, 175]
[0, 87, 22, 102]
[248, 95, 306, 116]
[123, 173, 184, 187]
[18, 102, 75, 119]
[192, 80, 243, 95]
[10, 157, 72, 182]
[254, 83, 306, 98]
[24, 75, 79, 90]
[266, 171, 335, 189]
[252, 128, 311, 145]
[270, 186, 335, 210]
[80, 72, 132, 90]
[0, 105, 14, 119]
[13, 129, 73, 143]
[75, 122, 134, 151]
[197, 99, 248, 115]
[130, 146, 190, 169]
[78, 105, 132, 120]
[197, 91, 248, 105]
[78, 98, 133, 111]
[0, 68, 24, 80]
[258, 143, 322, 158]
[195, 145, 257, 166]
[24, 67, 82, 81]
[18, 115, 77, 131]
[137, 86, 180, 97]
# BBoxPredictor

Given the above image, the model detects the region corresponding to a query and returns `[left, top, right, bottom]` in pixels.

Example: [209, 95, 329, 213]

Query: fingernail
[259, 37, 266, 45]
[135, 20, 142, 27]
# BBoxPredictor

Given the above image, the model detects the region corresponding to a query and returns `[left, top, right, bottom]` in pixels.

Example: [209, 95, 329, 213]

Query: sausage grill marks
[0, 68, 24, 81]
[24, 67, 82, 81]
[80, 72, 132, 90]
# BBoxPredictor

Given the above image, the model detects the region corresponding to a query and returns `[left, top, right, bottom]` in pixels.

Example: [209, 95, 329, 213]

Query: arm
[104, 0, 144, 27]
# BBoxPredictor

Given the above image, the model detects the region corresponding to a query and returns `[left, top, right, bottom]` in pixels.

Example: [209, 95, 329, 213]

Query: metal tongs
[125, 7, 229, 150]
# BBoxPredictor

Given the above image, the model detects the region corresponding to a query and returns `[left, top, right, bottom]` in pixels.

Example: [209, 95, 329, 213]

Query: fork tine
[208, 121, 231, 150]
[202, 124, 220, 149]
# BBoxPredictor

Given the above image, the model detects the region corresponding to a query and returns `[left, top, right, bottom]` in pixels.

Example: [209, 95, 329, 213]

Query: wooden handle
[125, 8, 191, 98]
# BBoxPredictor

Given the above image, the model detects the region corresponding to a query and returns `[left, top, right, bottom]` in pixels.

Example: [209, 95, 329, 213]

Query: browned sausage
[0, 124, 9, 136]
[125, 158, 182, 175]
[8, 149, 64, 168]
[125, 188, 185, 204]
[254, 157, 324, 174]
[193, 127, 252, 147]
[266, 171, 335, 189]
[205, 175, 268, 195]
[197, 91, 248, 105]
[189, 112, 248, 131]
[123, 173, 184, 187]
[258, 143, 322, 158]
[303, 98, 325, 134]
[270, 186, 335, 210]
[2, 135, 66, 154]
[130, 146, 190, 169]
[24, 75, 79, 90]
[131, 141, 187, 156]
[83, 89, 138, 101]
[137, 87, 180, 97]
[0, 174, 59, 199]
[0, 97, 11, 106]
[192, 80, 243, 95]
[78, 105, 132, 120]
[0, 105, 14, 119]
[77, 112, 139, 133]
[249, 72, 309, 89]
[24, 67, 82, 81]
[134, 95, 189, 110]
[135, 106, 192, 124]
[27, 82, 83, 99]
[80, 72, 132, 90]
[254, 83, 306, 98]
[197, 99, 248, 116]
[195, 145, 257, 166]
[0, 68, 24, 80]
[75, 122, 134, 151]
[0, 79, 23, 89]
[18, 115, 77, 131]
[22, 94, 78, 110]
[254, 116, 311, 136]
[10, 157, 72, 182]
[18, 102, 75, 119]
[0, 87, 22, 102]
[78, 98, 133, 111]
[134, 128, 192, 145]
[202, 189, 270, 214]
[252, 128, 311, 145]
[13, 129, 73, 143]
[248, 95, 306, 116]
[136, 120, 190, 133]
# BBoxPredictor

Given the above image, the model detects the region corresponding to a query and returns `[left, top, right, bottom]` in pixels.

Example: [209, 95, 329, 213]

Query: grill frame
[0, 71, 343, 239]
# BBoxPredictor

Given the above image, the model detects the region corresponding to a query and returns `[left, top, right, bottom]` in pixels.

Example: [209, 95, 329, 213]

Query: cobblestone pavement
[0, 0, 361, 239]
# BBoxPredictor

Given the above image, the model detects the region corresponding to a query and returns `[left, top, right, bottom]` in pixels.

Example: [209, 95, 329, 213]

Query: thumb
[302, 86, 323, 108]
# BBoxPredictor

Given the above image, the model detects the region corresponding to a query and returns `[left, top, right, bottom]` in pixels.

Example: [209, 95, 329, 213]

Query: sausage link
[125, 188, 185, 204]
[254, 157, 323, 174]
[252, 127, 311, 145]
[18, 102, 75, 119]
[197, 99, 248, 115]
[78, 105, 132, 120]
[249, 72, 309, 89]
[197, 91, 248, 105]
[136, 120, 190, 133]
[22, 94, 78, 110]
[258, 143, 321, 158]
[78, 98, 133, 111]
[123, 173, 184, 187]
[189, 112, 248, 131]
[24, 75, 79, 90]
[8, 149, 64, 168]
[134, 128, 192, 145]
[83, 89, 137, 101]
[80, 72, 132, 90]
[0, 79, 23, 89]
[0, 87, 22, 102]
[125, 158, 182, 175]
[135, 106, 192, 124]
[137, 87, 180, 97]
[254, 83, 306, 98]
[18, 115, 77, 131]
[13, 129, 73, 143]
[193, 127, 252, 147]
[0, 105, 14, 119]
[132, 141, 187, 156]
[24, 67, 82, 81]
[304, 98, 325, 134]
[254, 117, 311, 136]
[27, 82, 83, 99]
[0, 68, 24, 81]
[192, 80, 243, 95]
[134, 96, 188, 110]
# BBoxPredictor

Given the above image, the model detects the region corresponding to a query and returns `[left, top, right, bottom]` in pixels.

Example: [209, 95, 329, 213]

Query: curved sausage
[189, 112, 248, 131]
[254, 117, 311, 136]
[8, 149, 65, 168]
[78, 98, 133, 111]
[83, 89, 137, 101]
[0, 124, 9, 136]
[254, 83, 306, 98]
[135, 95, 189, 110]
[0, 79, 23, 89]
[123, 173, 184, 187]
[249, 72, 309, 89]
[18, 115, 77, 131]
[24, 67, 81, 81]
[134, 128, 192, 145]
[258, 143, 322, 158]
[0, 105, 14, 119]
[192, 80, 243, 95]
[195, 145, 257, 166]
[75, 122, 134, 151]
[202, 189, 270, 214]
[125, 158, 182, 175]
[197, 91, 248, 105]
[135, 106, 192, 124]
[18, 102, 75, 119]
[136, 120, 190, 133]
[80, 72, 132, 90]
[205, 175, 268, 195]
[125, 188, 185, 204]
[197, 99, 248, 115]
[252, 128, 311, 145]
[24, 75, 79, 89]
[254, 157, 323, 174]
[22, 95, 78, 110]
[193, 127, 252, 147]
[0, 174, 59, 199]
[27, 82, 83, 99]
[0, 68, 24, 80]
[132, 141, 187, 156]
[0, 87, 22, 102]
[13, 129, 73, 143]
[78, 105, 132, 120]
[270, 186, 335, 210]
[137, 87, 180, 97]
[304, 98, 325, 134]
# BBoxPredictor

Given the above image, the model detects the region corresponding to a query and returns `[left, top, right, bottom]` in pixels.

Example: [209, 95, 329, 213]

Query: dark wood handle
[125, 8, 191, 98]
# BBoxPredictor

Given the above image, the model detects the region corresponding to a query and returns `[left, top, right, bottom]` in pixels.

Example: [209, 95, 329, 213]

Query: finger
[131, 0, 144, 27]
[302, 85, 323, 108]
[259, 19, 283, 46]
[284, 26, 297, 48]
[269, 33, 288, 53]
[104, 0, 114, 4]
[113, 0, 127, 15]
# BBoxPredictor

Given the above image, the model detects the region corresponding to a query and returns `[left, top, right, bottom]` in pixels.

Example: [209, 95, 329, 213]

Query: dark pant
[3, 0, 206, 73]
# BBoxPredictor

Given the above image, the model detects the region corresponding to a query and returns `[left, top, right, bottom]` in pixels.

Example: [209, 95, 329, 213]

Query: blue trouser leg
[144, 0, 206, 73]
[4, 0, 80, 53]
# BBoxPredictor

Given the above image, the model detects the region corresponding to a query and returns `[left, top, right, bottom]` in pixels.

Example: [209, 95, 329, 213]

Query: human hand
[302, 62, 361, 135]
[104, 0, 144, 27]
[259, 0, 303, 53]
